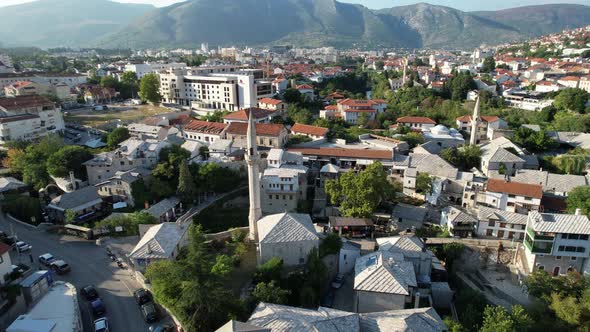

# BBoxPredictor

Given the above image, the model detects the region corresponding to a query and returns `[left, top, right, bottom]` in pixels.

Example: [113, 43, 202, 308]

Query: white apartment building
[477, 206, 528, 240]
[0, 95, 65, 144]
[159, 67, 272, 114]
[124, 62, 186, 79]
[261, 149, 308, 214]
[320, 98, 387, 125]
[520, 210, 590, 276]
[503, 90, 554, 111]
[0, 72, 87, 90]
[468, 178, 542, 214]
[579, 75, 590, 93]
[395, 116, 436, 130]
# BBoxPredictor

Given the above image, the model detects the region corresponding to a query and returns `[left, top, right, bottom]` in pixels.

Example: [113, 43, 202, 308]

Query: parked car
[134, 288, 152, 305]
[38, 253, 55, 266]
[331, 274, 344, 289]
[94, 317, 109, 332]
[149, 324, 174, 332]
[1, 236, 16, 247]
[15, 241, 31, 252]
[141, 302, 158, 324]
[81, 285, 99, 301]
[50, 260, 70, 274]
[91, 298, 106, 317]
[11, 265, 24, 274]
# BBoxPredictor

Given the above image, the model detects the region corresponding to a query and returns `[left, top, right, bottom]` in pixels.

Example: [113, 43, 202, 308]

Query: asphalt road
[1, 214, 149, 332]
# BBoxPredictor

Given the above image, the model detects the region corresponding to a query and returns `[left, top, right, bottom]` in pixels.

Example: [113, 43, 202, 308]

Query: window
[488, 221, 495, 227]
[556, 256, 561, 260]
[571, 257, 577, 261]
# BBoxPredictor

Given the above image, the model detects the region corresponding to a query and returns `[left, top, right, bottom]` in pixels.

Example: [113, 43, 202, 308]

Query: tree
[254, 257, 283, 283]
[480, 305, 533, 332]
[512, 127, 556, 152]
[120, 71, 138, 99]
[416, 173, 433, 195]
[567, 186, 590, 217]
[550, 293, 584, 326]
[177, 160, 196, 203]
[481, 56, 496, 73]
[554, 88, 589, 114]
[398, 132, 425, 149]
[524, 270, 555, 299]
[325, 162, 396, 217]
[305, 247, 327, 306]
[46, 145, 93, 179]
[357, 112, 370, 127]
[443, 72, 476, 100]
[319, 233, 342, 257]
[107, 127, 130, 148]
[441, 146, 481, 171]
[551, 154, 587, 175]
[64, 209, 77, 224]
[100, 76, 119, 89]
[210, 255, 234, 277]
[252, 281, 290, 305]
[283, 88, 302, 104]
[138, 73, 161, 104]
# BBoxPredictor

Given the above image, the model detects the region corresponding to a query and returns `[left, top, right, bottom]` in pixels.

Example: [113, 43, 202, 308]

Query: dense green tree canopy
[106, 127, 130, 148]
[567, 186, 590, 217]
[325, 162, 396, 217]
[46, 145, 93, 180]
[138, 73, 162, 104]
[554, 88, 589, 114]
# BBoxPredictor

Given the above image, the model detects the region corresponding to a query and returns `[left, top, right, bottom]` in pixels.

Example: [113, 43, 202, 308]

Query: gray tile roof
[50, 186, 101, 210]
[407, 153, 458, 179]
[247, 303, 360, 332]
[216, 320, 270, 332]
[257, 213, 319, 244]
[483, 146, 525, 163]
[477, 207, 528, 225]
[528, 211, 590, 235]
[354, 251, 417, 295]
[0, 177, 26, 193]
[376, 236, 431, 260]
[414, 141, 445, 155]
[129, 222, 189, 260]
[359, 307, 446, 332]
[392, 204, 428, 222]
[145, 197, 180, 218]
[490, 169, 588, 194]
[443, 207, 477, 225]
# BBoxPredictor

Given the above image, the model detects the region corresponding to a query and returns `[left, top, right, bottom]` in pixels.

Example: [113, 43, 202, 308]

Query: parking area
[1, 214, 153, 332]
[332, 273, 355, 312]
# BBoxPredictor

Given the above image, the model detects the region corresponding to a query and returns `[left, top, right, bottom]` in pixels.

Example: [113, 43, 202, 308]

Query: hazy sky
[0, 0, 589, 11]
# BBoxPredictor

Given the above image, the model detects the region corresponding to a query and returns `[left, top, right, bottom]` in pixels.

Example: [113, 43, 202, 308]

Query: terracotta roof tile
[396, 116, 436, 125]
[0, 95, 54, 111]
[226, 122, 285, 137]
[184, 119, 227, 135]
[288, 147, 392, 160]
[487, 178, 543, 199]
[291, 123, 328, 137]
[258, 98, 283, 106]
[223, 108, 273, 121]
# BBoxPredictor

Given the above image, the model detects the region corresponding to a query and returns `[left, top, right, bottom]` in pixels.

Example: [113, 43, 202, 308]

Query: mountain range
[1, 0, 590, 49]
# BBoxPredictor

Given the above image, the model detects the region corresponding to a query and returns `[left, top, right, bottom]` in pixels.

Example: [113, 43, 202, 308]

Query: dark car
[91, 298, 106, 317]
[81, 285, 99, 301]
[50, 260, 70, 274]
[2, 236, 16, 247]
[134, 288, 152, 305]
[141, 302, 158, 324]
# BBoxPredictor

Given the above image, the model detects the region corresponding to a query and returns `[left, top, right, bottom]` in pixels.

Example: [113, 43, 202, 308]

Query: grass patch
[193, 188, 249, 233]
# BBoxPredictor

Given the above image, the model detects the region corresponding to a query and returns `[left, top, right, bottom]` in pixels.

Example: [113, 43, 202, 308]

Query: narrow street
[1, 214, 149, 332]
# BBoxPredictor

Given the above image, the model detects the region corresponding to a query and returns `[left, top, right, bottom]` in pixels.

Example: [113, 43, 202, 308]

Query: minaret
[401, 58, 408, 87]
[470, 93, 481, 145]
[246, 110, 262, 242]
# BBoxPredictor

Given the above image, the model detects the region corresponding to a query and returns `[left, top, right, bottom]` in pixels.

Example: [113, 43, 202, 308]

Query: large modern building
[0, 95, 65, 144]
[159, 67, 273, 113]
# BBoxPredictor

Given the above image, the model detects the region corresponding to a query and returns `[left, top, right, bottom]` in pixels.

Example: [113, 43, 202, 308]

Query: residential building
[503, 89, 554, 111]
[295, 84, 315, 100]
[0, 95, 65, 144]
[4, 81, 49, 97]
[339, 240, 361, 275]
[239, 303, 446, 332]
[456, 115, 507, 142]
[395, 116, 436, 131]
[257, 98, 287, 113]
[535, 80, 564, 93]
[84, 138, 168, 185]
[261, 149, 308, 214]
[480, 139, 525, 176]
[354, 251, 417, 313]
[83, 86, 117, 104]
[489, 169, 588, 197]
[477, 206, 527, 240]
[391, 203, 428, 228]
[128, 222, 189, 272]
[96, 168, 151, 208]
[288, 147, 395, 170]
[182, 119, 227, 144]
[290, 123, 329, 140]
[376, 236, 434, 277]
[257, 212, 320, 266]
[0, 72, 87, 90]
[520, 210, 590, 276]
[441, 207, 477, 238]
[145, 197, 181, 223]
[6, 282, 82, 332]
[124, 62, 186, 79]
[557, 76, 580, 88]
[320, 99, 387, 125]
[225, 122, 288, 149]
[469, 178, 543, 213]
[0, 177, 27, 197]
[223, 107, 278, 124]
[127, 123, 179, 141]
[47, 186, 104, 223]
[579, 75, 590, 93]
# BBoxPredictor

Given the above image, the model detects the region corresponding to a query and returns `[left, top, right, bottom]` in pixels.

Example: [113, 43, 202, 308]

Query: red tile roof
[0, 114, 40, 123]
[338, 98, 385, 107]
[258, 98, 283, 106]
[487, 179, 543, 199]
[223, 108, 273, 121]
[324, 105, 338, 111]
[291, 123, 329, 137]
[396, 116, 436, 125]
[296, 84, 313, 90]
[0, 95, 54, 111]
[288, 147, 392, 160]
[11, 81, 33, 89]
[0, 243, 11, 255]
[226, 122, 285, 137]
[184, 119, 227, 135]
[343, 108, 376, 113]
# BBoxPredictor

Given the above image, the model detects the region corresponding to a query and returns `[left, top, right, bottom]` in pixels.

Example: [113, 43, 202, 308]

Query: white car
[15, 241, 31, 253]
[94, 317, 109, 332]
[38, 253, 55, 266]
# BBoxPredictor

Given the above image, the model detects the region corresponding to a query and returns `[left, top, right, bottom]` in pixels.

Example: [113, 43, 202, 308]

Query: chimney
[147, 242, 152, 254]
[414, 292, 421, 309]
[69, 171, 76, 191]
[575, 208, 582, 216]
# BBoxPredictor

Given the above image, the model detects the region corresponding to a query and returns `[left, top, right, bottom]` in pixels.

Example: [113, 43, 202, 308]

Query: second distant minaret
[470, 93, 481, 146]
[246, 110, 262, 242]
